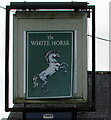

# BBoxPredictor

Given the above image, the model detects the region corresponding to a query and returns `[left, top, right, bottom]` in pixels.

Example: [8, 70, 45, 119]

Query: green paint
[26, 31, 74, 99]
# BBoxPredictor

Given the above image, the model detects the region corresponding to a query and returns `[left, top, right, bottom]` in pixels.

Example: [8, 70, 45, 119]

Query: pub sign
[26, 31, 74, 99]
[13, 11, 87, 104]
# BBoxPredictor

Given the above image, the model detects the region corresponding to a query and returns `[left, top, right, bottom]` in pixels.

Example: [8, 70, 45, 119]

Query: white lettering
[51, 41, 69, 46]
[30, 41, 69, 46]
[31, 41, 50, 46]
[47, 34, 54, 40]
[31, 41, 36, 45]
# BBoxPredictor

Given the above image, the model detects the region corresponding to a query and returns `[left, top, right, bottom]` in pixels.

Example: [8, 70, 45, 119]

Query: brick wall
[78, 72, 110, 120]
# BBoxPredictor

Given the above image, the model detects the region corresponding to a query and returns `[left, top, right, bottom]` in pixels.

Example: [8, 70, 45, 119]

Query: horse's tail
[32, 74, 39, 88]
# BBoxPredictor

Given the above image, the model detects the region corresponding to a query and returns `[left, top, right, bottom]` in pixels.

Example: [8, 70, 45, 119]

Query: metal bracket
[5, 2, 95, 112]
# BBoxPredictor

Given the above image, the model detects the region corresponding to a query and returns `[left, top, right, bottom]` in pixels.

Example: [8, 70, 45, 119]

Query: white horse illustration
[32, 50, 68, 93]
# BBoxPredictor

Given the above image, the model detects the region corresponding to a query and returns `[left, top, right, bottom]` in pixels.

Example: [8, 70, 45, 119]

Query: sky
[0, 0, 110, 119]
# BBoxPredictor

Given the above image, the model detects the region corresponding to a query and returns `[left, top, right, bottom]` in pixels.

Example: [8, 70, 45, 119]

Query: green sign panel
[26, 31, 74, 99]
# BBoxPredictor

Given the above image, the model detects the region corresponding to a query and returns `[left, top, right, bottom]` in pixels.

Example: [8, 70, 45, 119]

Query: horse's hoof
[34, 82, 39, 87]
[44, 89, 48, 94]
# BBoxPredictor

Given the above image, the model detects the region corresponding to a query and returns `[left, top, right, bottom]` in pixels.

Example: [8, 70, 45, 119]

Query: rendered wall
[109, 1, 111, 71]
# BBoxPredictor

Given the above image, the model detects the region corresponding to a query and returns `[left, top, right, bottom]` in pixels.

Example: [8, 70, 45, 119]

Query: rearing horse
[32, 50, 68, 93]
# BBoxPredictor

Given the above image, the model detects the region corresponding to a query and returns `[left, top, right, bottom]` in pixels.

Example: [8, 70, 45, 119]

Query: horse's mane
[45, 50, 56, 64]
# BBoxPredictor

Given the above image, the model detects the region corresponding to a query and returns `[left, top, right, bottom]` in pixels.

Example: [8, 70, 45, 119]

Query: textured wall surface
[78, 72, 110, 120]
[8, 72, 111, 120]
